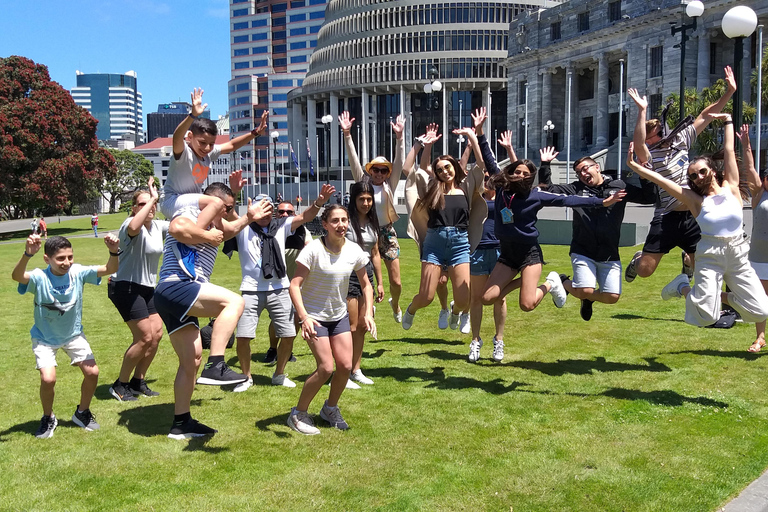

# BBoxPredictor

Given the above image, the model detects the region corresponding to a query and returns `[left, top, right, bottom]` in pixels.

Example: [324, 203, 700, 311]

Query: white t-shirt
[164, 143, 223, 198]
[295, 238, 369, 322]
[115, 217, 170, 287]
[235, 217, 295, 292]
[372, 184, 387, 225]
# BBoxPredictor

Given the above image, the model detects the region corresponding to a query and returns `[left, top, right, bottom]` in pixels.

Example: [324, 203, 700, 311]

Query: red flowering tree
[0, 55, 116, 218]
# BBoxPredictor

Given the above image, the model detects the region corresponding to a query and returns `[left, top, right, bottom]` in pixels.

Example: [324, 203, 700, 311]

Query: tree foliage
[662, 77, 756, 155]
[0, 55, 116, 217]
[751, 43, 768, 108]
[100, 149, 155, 213]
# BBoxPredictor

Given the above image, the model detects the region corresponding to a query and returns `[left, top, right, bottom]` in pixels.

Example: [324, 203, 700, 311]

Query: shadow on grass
[506, 357, 672, 376]
[664, 348, 768, 361]
[0, 420, 40, 441]
[567, 387, 729, 408]
[612, 313, 686, 323]
[403, 349, 467, 362]
[95, 378, 160, 401]
[0, 227, 90, 242]
[364, 366, 528, 395]
[391, 337, 464, 346]
[255, 413, 292, 438]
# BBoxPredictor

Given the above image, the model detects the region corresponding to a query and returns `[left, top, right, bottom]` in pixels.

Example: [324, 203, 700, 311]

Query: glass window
[253, 59, 269, 67]
[578, 12, 589, 31]
[309, 40, 317, 47]
[272, 3, 287, 12]
[273, 79, 294, 87]
[233, 21, 248, 30]
[291, 0, 305, 6]
[310, 24, 321, 33]
[650, 46, 663, 77]
[290, 27, 307, 36]
[272, 94, 289, 101]
[274, 44, 287, 53]
[234, 62, 249, 69]
[309, 0, 325, 5]
[291, 55, 307, 63]
[236, 96, 250, 105]
[608, 1, 621, 22]
[274, 58, 288, 67]
[252, 32, 268, 40]
[550, 21, 561, 41]
[273, 17, 286, 26]
[273, 30, 287, 39]
[309, 10, 325, 19]
[236, 83, 249, 91]
[233, 35, 249, 43]
[710, 42, 717, 74]
[252, 19, 268, 27]
[649, 94, 662, 117]
[232, 8, 248, 16]
[234, 48, 249, 56]
[253, 45, 269, 53]
[290, 13, 306, 21]
[290, 41, 307, 49]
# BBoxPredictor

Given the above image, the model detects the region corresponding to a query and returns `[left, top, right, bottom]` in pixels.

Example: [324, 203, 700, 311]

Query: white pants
[685, 234, 768, 326]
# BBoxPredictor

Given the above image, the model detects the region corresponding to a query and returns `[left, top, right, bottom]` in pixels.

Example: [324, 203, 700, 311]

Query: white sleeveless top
[695, 191, 743, 238]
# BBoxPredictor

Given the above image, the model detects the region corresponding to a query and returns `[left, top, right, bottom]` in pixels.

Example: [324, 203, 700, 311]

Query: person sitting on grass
[12, 233, 120, 439]
[154, 182, 273, 439]
[625, 116, 768, 343]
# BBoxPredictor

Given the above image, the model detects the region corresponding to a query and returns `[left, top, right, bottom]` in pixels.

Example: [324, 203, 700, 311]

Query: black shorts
[642, 210, 701, 255]
[109, 280, 157, 322]
[314, 314, 351, 338]
[347, 262, 374, 298]
[497, 238, 544, 271]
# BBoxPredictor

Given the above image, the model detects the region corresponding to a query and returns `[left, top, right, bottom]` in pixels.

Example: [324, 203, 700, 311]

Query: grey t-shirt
[115, 217, 170, 287]
[751, 190, 768, 264]
[346, 222, 378, 255]
[164, 143, 222, 198]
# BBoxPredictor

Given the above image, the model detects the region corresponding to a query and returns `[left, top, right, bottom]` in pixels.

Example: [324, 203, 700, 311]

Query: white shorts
[160, 192, 204, 219]
[571, 253, 622, 295]
[749, 260, 768, 281]
[32, 335, 95, 370]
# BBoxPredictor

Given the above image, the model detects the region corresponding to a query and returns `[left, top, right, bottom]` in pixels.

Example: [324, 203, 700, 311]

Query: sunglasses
[370, 166, 389, 174]
[688, 168, 709, 181]
[277, 209, 295, 216]
[135, 202, 148, 207]
[576, 163, 596, 174]
[224, 204, 234, 213]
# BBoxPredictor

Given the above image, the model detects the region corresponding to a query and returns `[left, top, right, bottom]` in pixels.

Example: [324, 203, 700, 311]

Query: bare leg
[235, 337, 252, 378]
[437, 271, 449, 310]
[562, 281, 620, 305]
[384, 258, 402, 314]
[275, 337, 295, 375]
[39, 367, 56, 417]
[296, 335, 334, 412]
[187, 283, 245, 357]
[635, 252, 665, 279]
[481, 262, 520, 305]
[326, 331, 353, 407]
[518, 264, 547, 312]
[169, 326, 203, 415]
[120, 315, 162, 382]
[448, 263, 470, 314]
[407, 263, 443, 314]
[470, 274, 488, 341]
[752, 280, 768, 352]
[76, 360, 99, 411]
[347, 296, 365, 372]
[493, 297, 507, 339]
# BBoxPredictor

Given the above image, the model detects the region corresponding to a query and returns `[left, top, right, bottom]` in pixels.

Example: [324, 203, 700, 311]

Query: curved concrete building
[288, 0, 559, 179]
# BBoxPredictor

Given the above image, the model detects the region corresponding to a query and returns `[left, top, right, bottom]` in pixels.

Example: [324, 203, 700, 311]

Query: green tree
[0, 55, 116, 218]
[100, 149, 155, 213]
[663, 79, 755, 155]
[751, 43, 768, 108]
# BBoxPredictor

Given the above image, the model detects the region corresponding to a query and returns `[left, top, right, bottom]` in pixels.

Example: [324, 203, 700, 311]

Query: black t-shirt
[427, 194, 469, 229]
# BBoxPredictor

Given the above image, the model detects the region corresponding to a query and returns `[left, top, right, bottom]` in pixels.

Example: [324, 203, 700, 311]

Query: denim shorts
[421, 227, 470, 267]
[470, 247, 500, 276]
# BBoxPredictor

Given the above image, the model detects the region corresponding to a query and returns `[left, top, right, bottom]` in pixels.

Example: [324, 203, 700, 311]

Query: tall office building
[146, 102, 211, 142]
[228, 0, 328, 194]
[70, 71, 144, 143]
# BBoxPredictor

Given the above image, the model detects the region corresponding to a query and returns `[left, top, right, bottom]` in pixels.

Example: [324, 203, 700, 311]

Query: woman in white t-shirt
[108, 177, 169, 402]
[287, 205, 376, 435]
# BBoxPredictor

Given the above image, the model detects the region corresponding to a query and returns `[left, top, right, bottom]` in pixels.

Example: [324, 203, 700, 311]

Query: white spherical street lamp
[721, 5, 758, 129]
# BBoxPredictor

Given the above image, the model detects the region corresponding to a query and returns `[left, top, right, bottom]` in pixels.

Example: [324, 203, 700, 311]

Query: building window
[273, 44, 287, 53]
[234, 48, 249, 56]
[289, 13, 306, 21]
[710, 42, 717, 74]
[309, 0, 325, 4]
[253, 59, 269, 67]
[273, 17, 286, 26]
[309, 10, 325, 19]
[252, 33, 268, 41]
[550, 21, 561, 41]
[582, 116, 594, 146]
[274, 58, 288, 67]
[310, 25, 321, 33]
[291, 0, 305, 7]
[608, 1, 621, 22]
[290, 27, 307, 36]
[578, 69, 595, 100]
[233, 35, 249, 43]
[232, 8, 248, 16]
[649, 93, 662, 118]
[233, 21, 248, 30]
[236, 83, 249, 91]
[253, 45, 269, 54]
[518, 81, 526, 105]
[234, 62, 249, 70]
[252, 19, 268, 27]
[290, 41, 307, 50]
[650, 46, 663, 78]
[272, 3, 287, 12]
[291, 55, 307, 63]
[578, 12, 589, 32]
[273, 30, 287, 39]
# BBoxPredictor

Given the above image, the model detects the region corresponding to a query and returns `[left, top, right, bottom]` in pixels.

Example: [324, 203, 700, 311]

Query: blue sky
[2, 0, 232, 129]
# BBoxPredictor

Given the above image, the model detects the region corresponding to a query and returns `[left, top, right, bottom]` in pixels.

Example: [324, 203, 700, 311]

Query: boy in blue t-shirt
[12, 234, 120, 439]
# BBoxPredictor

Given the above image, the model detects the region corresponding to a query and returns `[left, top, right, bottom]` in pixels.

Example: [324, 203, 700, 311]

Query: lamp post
[543, 120, 555, 146]
[270, 131, 279, 201]
[671, 0, 704, 123]
[321, 114, 333, 184]
[722, 5, 758, 130]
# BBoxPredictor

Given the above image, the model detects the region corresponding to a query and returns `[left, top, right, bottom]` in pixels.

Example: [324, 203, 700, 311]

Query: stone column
[330, 94, 339, 168]
[306, 98, 317, 172]
[361, 89, 369, 163]
[485, 84, 492, 144]
[696, 29, 711, 90]
[596, 53, 610, 149]
[541, 68, 552, 148]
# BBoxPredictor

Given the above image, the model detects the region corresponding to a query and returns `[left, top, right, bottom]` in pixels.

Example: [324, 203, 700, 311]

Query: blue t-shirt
[18, 264, 101, 346]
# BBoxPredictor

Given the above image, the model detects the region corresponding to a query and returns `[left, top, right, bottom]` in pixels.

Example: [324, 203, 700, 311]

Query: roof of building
[133, 134, 230, 151]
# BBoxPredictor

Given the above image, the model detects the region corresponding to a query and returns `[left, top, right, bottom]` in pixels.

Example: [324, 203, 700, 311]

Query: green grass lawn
[2, 213, 768, 511]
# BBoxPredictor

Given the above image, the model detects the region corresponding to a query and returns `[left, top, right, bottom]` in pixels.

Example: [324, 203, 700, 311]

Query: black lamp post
[270, 130, 279, 201]
[321, 114, 332, 184]
[670, 0, 704, 123]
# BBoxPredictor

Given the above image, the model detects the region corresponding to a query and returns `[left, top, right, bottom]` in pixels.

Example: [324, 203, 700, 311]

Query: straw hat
[365, 156, 393, 174]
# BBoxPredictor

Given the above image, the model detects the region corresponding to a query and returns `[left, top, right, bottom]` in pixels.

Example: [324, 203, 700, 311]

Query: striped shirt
[295, 238, 369, 322]
[158, 206, 218, 283]
[650, 125, 696, 214]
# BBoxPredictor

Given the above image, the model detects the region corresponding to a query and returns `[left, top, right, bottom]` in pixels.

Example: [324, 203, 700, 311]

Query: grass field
[2, 213, 768, 511]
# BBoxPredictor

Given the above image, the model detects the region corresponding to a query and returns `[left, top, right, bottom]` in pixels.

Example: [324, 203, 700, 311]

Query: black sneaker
[72, 408, 100, 431]
[168, 418, 218, 440]
[580, 299, 594, 321]
[289, 352, 297, 363]
[130, 379, 159, 397]
[35, 415, 57, 439]
[263, 347, 278, 365]
[109, 380, 137, 402]
[196, 360, 248, 386]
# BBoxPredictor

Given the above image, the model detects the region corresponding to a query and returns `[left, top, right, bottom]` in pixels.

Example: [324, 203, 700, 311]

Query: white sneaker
[661, 273, 690, 301]
[402, 303, 415, 330]
[233, 376, 253, 393]
[287, 407, 320, 435]
[459, 312, 471, 334]
[546, 271, 567, 308]
[492, 336, 505, 362]
[438, 307, 450, 329]
[350, 369, 374, 385]
[449, 300, 459, 330]
[468, 338, 483, 363]
[272, 373, 297, 388]
[346, 378, 361, 390]
[389, 298, 402, 323]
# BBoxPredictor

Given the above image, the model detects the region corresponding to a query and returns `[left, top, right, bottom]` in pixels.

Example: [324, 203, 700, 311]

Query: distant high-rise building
[228, 0, 328, 190]
[146, 102, 211, 142]
[70, 70, 144, 143]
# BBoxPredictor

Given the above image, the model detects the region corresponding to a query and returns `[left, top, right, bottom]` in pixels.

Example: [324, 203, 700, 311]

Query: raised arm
[419, 123, 442, 174]
[340, 111, 364, 181]
[627, 88, 651, 164]
[11, 234, 42, 284]
[97, 234, 121, 277]
[389, 114, 406, 188]
[127, 177, 159, 237]
[625, 144, 702, 214]
[220, 110, 268, 154]
[291, 183, 334, 230]
[694, 66, 736, 135]
[498, 130, 518, 162]
[710, 114, 740, 197]
[172, 88, 207, 158]
[738, 124, 762, 206]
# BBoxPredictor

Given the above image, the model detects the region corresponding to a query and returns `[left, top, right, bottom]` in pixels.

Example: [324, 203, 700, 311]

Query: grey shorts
[571, 253, 622, 295]
[236, 288, 296, 339]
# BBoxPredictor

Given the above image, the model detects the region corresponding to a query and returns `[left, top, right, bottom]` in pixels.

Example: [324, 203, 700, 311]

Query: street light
[670, 0, 704, 123]
[722, 5, 758, 130]
[270, 130, 279, 201]
[543, 120, 555, 146]
[321, 114, 333, 184]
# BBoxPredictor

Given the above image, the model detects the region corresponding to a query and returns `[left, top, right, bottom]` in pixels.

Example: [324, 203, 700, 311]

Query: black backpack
[199, 318, 235, 349]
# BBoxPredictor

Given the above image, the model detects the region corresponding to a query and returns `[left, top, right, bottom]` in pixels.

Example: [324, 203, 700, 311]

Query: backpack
[200, 318, 235, 349]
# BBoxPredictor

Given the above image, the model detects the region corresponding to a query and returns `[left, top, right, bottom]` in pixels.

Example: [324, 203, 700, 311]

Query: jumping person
[287, 205, 375, 435]
[108, 177, 169, 401]
[626, 118, 768, 341]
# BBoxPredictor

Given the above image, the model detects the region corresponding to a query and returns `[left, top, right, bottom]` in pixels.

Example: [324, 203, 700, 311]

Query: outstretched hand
[724, 65, 736, 93]
[317, 183, 336, 204]
[228, 169, 246, 196]
[452, 127, 476, 141]
[420, 123, 442, 146]
[148, 176, 158, 199]
[472, 107, 487, 136]
[247, 197, 273, 223]
[190, 88, 207, 117]
[391, 114, 406, 138]
[253, 110, 268, 136]
[539, 146, 559, 163]
[603, 190, 627, 207]
[737, 124, 752, 146]
[627, 88, 647, 109]
[25, 234, 42, 256]
[103, 233, 120, 252]
[498, 130, 513, 148]
[339, 111, 354, 133]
